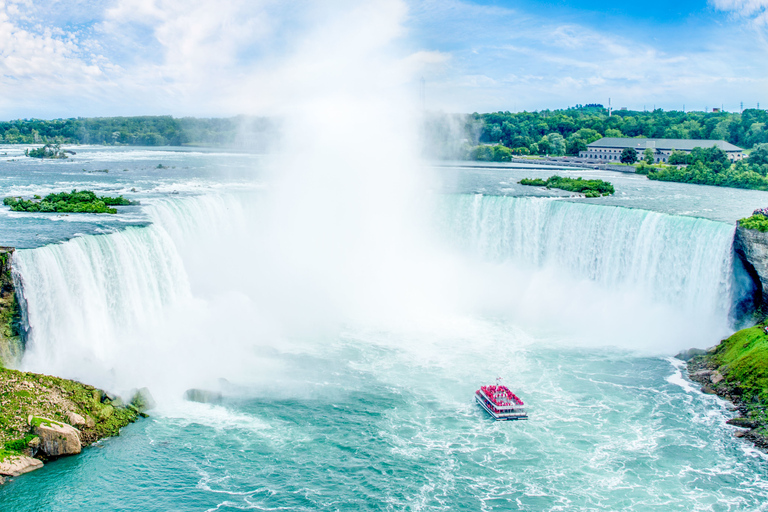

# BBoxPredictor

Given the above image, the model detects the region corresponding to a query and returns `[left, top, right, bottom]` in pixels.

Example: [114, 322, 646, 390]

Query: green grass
[711, 326, 768, 404]
[738, 215, 768, 232]
[0, 366, 140, 454]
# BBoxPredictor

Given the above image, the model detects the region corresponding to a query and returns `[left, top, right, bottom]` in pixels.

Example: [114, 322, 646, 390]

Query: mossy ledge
[683, 324, 768, 451]
[0, 366, 144, 472]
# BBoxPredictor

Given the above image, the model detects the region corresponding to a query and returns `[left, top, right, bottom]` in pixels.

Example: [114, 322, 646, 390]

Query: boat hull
[475, 394, 528, 421]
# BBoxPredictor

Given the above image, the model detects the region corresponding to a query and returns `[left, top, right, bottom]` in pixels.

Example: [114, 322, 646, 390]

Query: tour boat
[475, 378, 528, 420]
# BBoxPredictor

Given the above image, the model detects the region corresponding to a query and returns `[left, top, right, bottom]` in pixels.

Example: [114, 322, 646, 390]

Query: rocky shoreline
[679, 328, 768, 453]
[0, 366, 154, 484]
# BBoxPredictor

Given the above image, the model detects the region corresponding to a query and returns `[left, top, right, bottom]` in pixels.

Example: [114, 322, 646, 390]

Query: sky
[0, 0, 766, 119]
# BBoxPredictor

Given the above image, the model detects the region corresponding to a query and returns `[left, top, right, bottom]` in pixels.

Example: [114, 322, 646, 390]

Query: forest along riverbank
[0, 248, 154, 484]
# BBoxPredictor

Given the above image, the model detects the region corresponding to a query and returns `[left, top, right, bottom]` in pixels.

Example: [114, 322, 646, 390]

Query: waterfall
[10, 192, 744, 392]
[435, 195, 738, 317]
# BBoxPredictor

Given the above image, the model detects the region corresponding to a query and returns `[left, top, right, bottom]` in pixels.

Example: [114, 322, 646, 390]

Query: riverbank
[0, 365, 149, 481]
[683, 325, 768, 452]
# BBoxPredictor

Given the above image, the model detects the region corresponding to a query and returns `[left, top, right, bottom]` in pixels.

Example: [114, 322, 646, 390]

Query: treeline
[423, 106, 768, 160]
[638, 143, 768, 190]
[0, 115, 275, 148]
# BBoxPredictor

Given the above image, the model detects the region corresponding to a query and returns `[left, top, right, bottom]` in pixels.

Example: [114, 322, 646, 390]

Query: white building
[580, 138, 745, 164]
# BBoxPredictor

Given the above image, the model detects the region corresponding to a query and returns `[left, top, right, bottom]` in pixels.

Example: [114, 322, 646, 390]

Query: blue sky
[0, 0, 765, 118]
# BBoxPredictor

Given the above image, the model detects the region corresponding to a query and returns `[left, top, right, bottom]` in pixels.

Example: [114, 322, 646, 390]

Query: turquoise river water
[0, 146, 767, 511]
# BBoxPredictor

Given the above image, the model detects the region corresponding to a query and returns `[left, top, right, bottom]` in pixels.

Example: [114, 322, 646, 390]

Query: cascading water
[431, 194, 743, 350]
[437, 194, 738, 316]
[12, 190, 745, 395]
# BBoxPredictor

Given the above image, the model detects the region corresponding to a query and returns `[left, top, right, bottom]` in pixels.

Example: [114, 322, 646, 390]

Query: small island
[519, 175, 615, 197]
[24, 143, 74, 159]
[3, 190, 136, 214]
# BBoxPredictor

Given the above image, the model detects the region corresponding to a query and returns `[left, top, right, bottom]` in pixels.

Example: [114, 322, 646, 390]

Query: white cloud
[711, 0, 768, 26]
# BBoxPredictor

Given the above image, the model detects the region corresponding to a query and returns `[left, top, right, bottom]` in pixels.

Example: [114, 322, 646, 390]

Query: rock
[727, 417, 758, 429]
[710, 372, 725, 385]
[22, 436, 41, 457]
[0, 456, 43, 476]
[66, 411, 86, 427]
[734, 429, 751, 438]
[97, 405, 114, 420]
[184, 388, 223, 404]
[676, 348, 708, 361]
[700, 385, 717, 394]
[32, 417, 82, 457]
[734, 226, 768, 310]
[693, 369, 714, 379]
[130, 387, 156, 412]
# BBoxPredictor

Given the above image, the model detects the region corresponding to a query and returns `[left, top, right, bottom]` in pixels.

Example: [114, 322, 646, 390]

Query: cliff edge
[0, 247, 23, 367]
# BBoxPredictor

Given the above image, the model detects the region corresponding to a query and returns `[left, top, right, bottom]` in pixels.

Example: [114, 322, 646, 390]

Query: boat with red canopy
[475, 378, 527, 420]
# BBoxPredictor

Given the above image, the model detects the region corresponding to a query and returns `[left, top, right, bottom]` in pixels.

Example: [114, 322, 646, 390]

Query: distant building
[580, 138, 745, 164]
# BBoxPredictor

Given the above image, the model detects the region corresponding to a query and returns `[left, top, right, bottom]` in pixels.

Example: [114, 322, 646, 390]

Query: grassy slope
[710, 326, 768, 404]
[0, 367, 140, 460]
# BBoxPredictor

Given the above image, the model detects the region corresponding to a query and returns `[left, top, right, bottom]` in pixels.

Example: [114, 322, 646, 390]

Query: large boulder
[184, 388, 222, 404]
[66, 411, 86, 427]
[0, 455, 43, 477]
[130, 387, 156, 412]
[30, 417, 82, 457]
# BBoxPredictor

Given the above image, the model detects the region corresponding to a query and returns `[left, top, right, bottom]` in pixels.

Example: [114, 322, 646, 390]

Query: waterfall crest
[12, 193, 744, 390]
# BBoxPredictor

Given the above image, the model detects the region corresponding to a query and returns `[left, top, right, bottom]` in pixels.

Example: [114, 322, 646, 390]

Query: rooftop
[587, 138, 743, 152]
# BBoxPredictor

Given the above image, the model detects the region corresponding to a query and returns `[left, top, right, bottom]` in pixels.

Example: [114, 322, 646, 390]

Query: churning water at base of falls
[3, 187, 768, 510]
[2, 146, 768, 510]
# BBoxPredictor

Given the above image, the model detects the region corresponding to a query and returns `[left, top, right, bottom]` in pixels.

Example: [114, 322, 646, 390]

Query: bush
[519, 175, 614, 196]
[739, 214, 768, 232]
[3, 189, 137, 214]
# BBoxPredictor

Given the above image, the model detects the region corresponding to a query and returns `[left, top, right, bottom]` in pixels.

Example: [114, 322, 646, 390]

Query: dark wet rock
[727, 417, 758, 429]
[675, 348, 708, 361]
[734, 226, 768, 310]
[184, 388, 223, 404]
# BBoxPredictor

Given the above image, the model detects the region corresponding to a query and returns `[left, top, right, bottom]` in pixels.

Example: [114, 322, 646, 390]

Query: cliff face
[0, 248, 23, 368]
[733, 226, 768, 312]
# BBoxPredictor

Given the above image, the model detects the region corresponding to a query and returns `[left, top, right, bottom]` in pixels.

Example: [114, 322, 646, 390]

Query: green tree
[748, 143, 768, 166]
[620, 147, 638, 164]
[668, 150, 689, 165]
[545, 133, 566, 156]
[643, 147, 655, 164]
